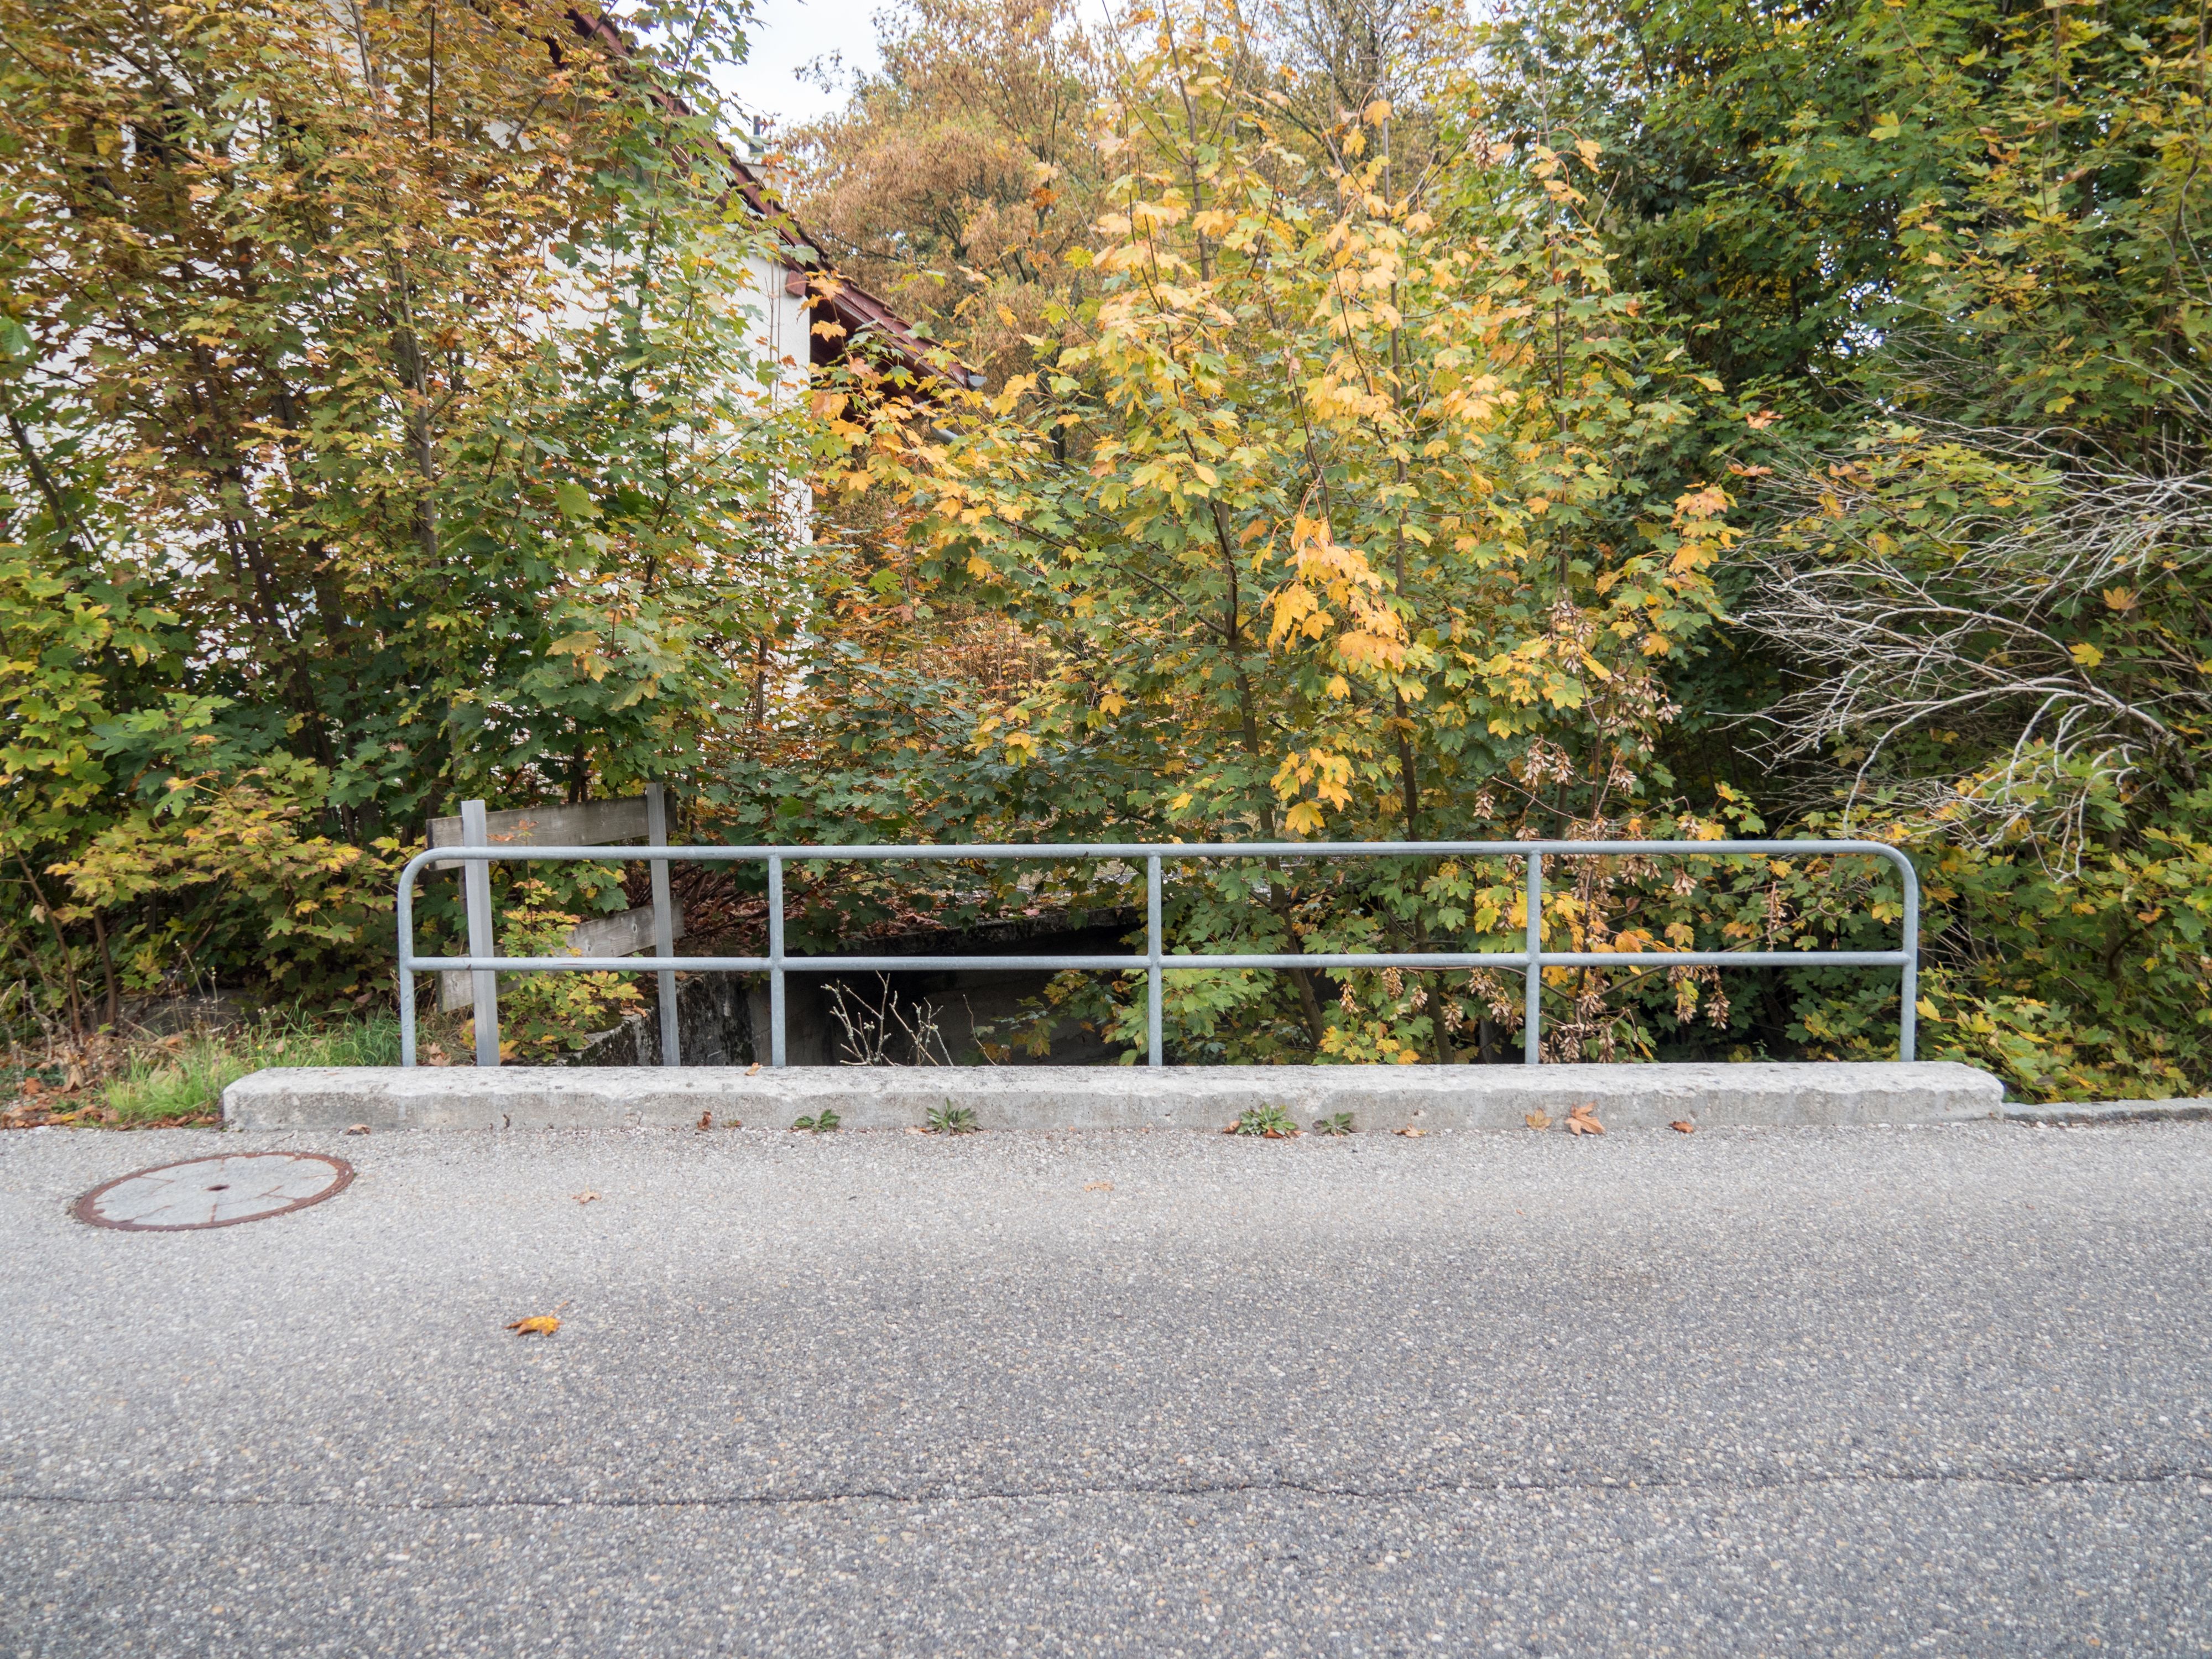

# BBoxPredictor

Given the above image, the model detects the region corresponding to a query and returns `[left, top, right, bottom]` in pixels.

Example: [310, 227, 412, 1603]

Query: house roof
[561, 7, 974, 391]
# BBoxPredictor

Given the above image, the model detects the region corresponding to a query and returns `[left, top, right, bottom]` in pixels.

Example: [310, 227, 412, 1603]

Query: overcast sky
[711, 0, 1119, 134]
[713, 0, 886, 133]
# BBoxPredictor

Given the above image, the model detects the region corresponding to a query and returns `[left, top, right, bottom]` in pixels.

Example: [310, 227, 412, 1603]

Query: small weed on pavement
[925, 1102, 980, 1134]
[1312, 1112, 1354, 1136]
[791, 1109, 842, 1134]
[1227, 1103, 1300, 1138]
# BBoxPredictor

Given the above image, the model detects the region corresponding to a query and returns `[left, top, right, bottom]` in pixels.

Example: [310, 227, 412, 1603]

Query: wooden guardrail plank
[425, 797, 650, 869]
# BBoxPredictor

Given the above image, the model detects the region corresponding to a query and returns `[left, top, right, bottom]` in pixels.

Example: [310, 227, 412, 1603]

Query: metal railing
[395, 839, 1921, 1067]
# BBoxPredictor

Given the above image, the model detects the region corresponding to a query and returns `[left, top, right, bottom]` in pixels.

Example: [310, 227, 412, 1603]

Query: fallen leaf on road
[345, 1123, 369, 1136]
[573, 1191, 599, 1204]
[1524, 1110, 1552, 1131]
[1670, 1120, 1695, 1134]
[1084, 1180, 1114, 1192]
[1395, 1127, 1427, 1138]
[746, 1062, 761, 1076]
[1565, 1103, 1605, 1136]
[697, 1110, 712, 1131]
[507, 1316, 561, 1336]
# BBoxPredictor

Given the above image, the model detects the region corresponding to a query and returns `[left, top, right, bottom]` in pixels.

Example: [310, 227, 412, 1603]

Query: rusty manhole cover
[72, 1152, 354, 1232]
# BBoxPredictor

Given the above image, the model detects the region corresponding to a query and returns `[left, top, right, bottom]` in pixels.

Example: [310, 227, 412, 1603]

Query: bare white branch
[1735, 423, 2212, 865]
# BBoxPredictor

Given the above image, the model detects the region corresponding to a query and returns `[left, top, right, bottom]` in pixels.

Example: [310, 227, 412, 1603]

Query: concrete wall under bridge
[224, 1061, 2003, 1133]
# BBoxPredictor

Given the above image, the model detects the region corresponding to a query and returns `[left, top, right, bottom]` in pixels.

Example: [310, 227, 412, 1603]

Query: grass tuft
[101, 1015, 404, 1126]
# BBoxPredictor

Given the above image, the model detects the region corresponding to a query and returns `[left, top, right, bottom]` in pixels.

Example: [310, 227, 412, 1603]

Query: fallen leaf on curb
[1565, 1103, 1605, 1136]
[507, 1316, 561, 1336]
[746, 1062, 761, 1076]
[1669, 1120, 1696, 1134]
[345, 1123, 370, 1136]
[697, 1110, 712, 1131]
[1084, 1180, 1114, 1192]
[573, 1191, 600, 1204]
[1395, 1127, 1427, 1138]
[722, 1118, 743, 1129]
[1524, 1110, 1552, 1131]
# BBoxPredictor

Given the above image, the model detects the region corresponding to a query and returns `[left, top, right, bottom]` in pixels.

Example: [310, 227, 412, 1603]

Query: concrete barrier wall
[225, 1062, 2003, 1133]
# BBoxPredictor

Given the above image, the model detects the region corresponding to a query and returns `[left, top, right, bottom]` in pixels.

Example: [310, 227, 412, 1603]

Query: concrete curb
[224, 1061, 2004, 1133]
[2003, 1098, 2212, 1128]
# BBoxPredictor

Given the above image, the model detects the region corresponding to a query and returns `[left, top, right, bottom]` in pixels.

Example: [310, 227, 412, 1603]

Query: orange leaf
[1524, 1110, 1552, 1130]
[1395, 1126, 1427, 1138]
[697, 1110, 712, 1131]
[507, 1315, 561, 1336]
[1084, 1180, 1114, 1192]
[1669, 1120, 1695, 1134]
[573, 1191, 600, 1204]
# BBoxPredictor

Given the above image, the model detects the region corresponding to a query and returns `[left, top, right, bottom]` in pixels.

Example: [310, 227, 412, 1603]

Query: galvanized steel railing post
[767, 854, 786, 1067]
[1898, 851, 1919, 1062]
[1523, 848, 1543, 1065]
[1146, 855, 1163, 1067]
[398, 874, 417, 1067]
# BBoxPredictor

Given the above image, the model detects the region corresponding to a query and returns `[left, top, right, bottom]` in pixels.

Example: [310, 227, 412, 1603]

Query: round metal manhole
[72, 1152, 354, 1233]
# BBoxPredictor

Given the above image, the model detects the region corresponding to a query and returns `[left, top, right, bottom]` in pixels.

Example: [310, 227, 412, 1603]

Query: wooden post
[646, 783, 679, 1066]
[461, 799, 500, 1068]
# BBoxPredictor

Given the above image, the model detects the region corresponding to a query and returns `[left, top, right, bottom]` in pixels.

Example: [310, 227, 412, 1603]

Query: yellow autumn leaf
[507, 1315, 561, 1336]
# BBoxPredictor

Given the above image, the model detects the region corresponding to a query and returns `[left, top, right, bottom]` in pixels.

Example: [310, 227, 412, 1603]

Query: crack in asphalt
[3, 1463, 2208, 1515]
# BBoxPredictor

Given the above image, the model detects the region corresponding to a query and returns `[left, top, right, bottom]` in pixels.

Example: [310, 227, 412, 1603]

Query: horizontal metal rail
[395, 839, 1919, 1068]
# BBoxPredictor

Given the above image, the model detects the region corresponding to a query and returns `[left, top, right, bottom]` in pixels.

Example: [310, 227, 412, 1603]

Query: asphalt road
[1, 1118, 2207, 1657]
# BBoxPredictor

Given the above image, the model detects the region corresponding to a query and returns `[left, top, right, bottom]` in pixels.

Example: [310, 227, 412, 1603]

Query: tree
[788, 0, 1111, 384]
[0, 0, 813, 1024]
[1482, 0, 2212, 1095]
[798, 0, 1738, 1063]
